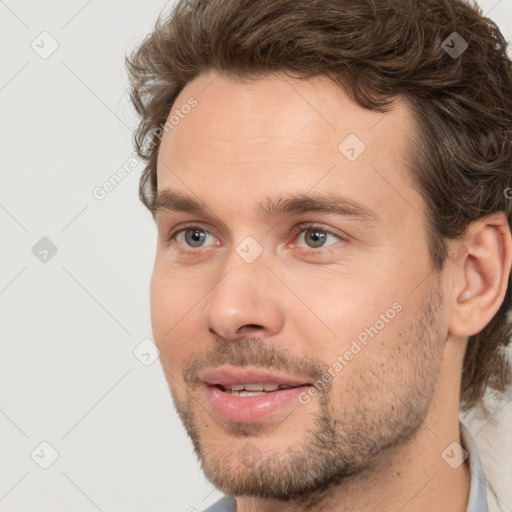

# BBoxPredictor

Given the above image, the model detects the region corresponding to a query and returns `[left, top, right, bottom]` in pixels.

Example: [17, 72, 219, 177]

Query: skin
[150, 71, 512, 511]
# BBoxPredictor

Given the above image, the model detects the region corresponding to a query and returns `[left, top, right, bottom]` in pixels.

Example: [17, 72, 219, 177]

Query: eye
[294, 226, 343, 249]
[168, 226, 217, 248]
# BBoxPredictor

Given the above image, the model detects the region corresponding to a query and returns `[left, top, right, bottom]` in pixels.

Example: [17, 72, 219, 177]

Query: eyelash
[166, 223, 346, 253]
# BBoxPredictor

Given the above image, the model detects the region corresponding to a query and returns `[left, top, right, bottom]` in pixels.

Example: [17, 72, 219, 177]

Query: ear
[448, 213, 512, 338]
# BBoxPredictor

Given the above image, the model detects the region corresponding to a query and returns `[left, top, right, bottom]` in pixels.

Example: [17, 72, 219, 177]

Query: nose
[204, 248, 285, 340]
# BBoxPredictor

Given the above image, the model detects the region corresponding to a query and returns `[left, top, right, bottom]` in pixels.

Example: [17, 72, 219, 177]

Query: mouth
[199, 367, 313, 423]
[215, 382, 304, 397]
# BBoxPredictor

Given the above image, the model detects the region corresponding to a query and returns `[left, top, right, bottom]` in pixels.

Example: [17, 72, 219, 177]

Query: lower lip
[205, 385, 311, 423]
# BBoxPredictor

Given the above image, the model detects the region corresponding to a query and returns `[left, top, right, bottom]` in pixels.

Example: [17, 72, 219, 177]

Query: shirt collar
[460, 421, 488, 512]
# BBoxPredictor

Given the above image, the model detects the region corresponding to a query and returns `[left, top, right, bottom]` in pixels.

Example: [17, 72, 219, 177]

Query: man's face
[151, 71, 449, 498]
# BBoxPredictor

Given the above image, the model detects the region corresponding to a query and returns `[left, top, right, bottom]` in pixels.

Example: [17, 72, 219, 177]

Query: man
[126, 0, 512, 510]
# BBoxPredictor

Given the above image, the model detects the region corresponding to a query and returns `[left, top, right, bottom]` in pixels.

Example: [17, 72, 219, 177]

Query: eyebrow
[151, 188, 380, 224]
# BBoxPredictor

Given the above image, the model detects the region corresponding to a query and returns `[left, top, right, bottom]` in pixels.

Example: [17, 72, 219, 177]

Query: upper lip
[201, 366, 311, 387]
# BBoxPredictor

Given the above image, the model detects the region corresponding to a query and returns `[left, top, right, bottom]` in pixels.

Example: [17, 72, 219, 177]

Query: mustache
[183, 337, 327, 386]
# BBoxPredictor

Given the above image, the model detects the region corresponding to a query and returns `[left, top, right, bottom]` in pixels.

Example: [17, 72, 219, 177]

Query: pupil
[187, 229, 205, 247]
[307, 229, 326, 248]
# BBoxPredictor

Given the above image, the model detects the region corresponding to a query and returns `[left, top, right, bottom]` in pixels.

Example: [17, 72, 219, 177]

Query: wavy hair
[126, 0, 512, 410]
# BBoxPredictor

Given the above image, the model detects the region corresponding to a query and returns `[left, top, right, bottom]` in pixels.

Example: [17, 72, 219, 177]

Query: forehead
[165, 71, 411, 144]
[155, 71, 421, 225]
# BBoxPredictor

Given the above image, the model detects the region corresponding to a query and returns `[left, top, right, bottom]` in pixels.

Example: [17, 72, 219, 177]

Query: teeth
[222, 383, 296, 394]
[227, 390, 266, 397]
[244, 384, 265, 391]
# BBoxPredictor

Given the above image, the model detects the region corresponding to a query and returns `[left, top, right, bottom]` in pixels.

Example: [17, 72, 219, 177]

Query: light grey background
[1, 1, 511, 511]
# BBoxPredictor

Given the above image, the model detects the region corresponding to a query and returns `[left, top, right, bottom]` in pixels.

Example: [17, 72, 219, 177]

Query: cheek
[149, 267, 206, 374]
[284, 270, 406, 359]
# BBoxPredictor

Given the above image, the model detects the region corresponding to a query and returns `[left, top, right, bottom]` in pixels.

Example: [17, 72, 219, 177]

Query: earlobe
[449, 214, 512, 338]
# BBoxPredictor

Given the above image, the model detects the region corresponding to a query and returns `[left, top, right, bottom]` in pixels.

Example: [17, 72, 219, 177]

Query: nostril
[237, 324, 264, 332]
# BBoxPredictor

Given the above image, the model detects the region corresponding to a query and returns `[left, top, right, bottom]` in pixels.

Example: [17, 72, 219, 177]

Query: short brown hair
[126, 0, 512, 410]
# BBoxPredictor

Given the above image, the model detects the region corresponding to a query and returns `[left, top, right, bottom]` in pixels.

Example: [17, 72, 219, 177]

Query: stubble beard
[170, 283, 445, 504]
